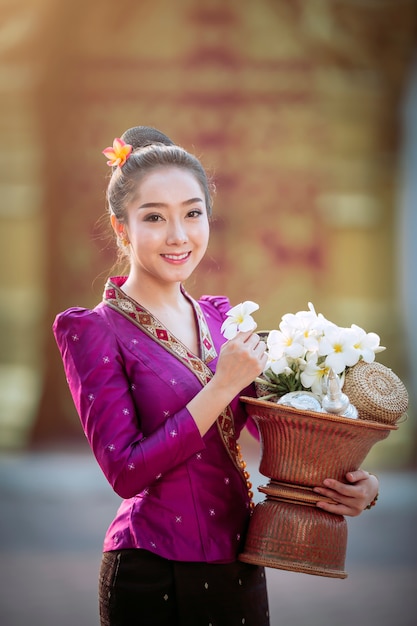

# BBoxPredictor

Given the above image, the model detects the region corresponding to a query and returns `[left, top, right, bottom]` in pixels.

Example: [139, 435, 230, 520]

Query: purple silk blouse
[53, 277, 258, 564]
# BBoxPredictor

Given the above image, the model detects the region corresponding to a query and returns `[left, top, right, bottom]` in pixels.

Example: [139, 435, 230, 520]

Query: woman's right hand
[187, 330, 267, 437]
[212, 330, 268, 398]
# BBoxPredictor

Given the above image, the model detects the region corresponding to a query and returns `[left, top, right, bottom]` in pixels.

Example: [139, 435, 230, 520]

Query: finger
[257, 344, 268, 364]
[316, 500, 361, 517]
[346, 469, 370, 483]
[314, 479, 354, 499]
[318, 478, 348, 492]
[313, 486, 342, 501]
[251, 336, 266, 352]
[241, 333, 262, 350]
[231, 329, 254, 343]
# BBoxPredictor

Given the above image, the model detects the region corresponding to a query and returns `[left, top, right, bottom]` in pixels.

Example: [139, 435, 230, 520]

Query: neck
[121, 276, 187, 311]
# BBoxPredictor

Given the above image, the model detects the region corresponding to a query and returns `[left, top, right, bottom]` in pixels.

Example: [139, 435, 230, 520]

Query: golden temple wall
[0, 0, 416, 465]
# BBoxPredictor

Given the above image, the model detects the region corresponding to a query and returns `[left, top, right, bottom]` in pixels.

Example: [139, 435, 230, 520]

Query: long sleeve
[53, 307, 206, 499]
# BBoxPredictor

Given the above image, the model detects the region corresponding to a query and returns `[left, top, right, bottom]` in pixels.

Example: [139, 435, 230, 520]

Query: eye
[187, 209, 203, 218]
[144, 213, 163, 222]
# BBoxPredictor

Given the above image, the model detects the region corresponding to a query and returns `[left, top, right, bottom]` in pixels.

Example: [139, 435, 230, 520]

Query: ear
[110, 214, 125, 238]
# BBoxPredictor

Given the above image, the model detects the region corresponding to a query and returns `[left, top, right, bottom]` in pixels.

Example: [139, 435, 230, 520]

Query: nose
[166, 219, 188, 245]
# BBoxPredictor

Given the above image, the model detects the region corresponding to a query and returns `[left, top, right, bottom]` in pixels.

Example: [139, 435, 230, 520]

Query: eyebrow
[138, 197, 204, 209]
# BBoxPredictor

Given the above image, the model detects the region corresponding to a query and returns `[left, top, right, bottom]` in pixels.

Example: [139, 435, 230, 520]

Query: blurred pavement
[0, 444, 416, 626]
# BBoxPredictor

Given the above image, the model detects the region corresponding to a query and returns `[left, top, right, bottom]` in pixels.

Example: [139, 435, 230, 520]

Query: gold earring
[120, 234, 130, 246]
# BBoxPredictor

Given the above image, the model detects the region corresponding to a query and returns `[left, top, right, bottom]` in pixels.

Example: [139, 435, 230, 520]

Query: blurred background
[1, 1, 416, 625]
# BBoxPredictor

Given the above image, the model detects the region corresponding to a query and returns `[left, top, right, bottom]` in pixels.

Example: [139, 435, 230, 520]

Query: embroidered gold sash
[103, 279, 249, 489]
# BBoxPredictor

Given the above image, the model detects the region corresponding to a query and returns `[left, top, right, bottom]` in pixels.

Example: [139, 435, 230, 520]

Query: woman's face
[116, 166, 210, 288]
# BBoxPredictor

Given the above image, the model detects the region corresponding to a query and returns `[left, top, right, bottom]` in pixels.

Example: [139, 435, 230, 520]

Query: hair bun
[121, 126, 174, 150]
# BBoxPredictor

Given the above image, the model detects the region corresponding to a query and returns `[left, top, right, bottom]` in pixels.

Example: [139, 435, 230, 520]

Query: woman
[53, 126, 379, 626]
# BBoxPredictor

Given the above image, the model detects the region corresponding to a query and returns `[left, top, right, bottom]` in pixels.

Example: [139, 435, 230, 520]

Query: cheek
[197, 229, 210, 255]
[130, 227, 159, 247]
[199, 221, 210, 245]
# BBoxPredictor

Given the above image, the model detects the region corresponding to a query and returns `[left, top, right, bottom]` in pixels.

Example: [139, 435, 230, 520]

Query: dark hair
[106, 126, 214, 227]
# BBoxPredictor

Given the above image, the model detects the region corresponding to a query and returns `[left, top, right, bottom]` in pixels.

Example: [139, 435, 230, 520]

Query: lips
[161, 252, 191, 262]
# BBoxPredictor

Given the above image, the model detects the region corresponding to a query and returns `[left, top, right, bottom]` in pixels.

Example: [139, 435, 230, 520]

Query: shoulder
[198, 295, 232, 322]
[53, 303, 112, 346]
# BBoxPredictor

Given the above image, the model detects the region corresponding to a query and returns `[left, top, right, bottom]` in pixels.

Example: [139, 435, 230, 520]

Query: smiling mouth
[161, 252, 191, 262]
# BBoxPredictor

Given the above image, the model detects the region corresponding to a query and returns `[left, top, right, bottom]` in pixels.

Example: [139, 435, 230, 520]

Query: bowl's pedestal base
[239, 481, 348, 579]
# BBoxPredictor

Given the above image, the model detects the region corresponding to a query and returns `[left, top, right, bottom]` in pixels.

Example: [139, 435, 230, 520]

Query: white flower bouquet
[256, 302, 384, 402]
[221, 300, 408, 423]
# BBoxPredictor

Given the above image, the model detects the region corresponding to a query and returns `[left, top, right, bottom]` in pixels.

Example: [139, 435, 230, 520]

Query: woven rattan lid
[343, 361, 408, 425]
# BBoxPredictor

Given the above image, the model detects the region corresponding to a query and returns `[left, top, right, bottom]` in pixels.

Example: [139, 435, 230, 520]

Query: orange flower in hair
[102, 138, 133, 167]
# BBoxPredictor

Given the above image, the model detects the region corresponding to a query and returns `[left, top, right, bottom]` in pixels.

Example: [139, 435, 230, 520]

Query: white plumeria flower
[267, 328, 305, 360]
[221, 301, 259, 339]
[300, 355, 331, 395]
[280, 302, 330, 354]
[281, 303, 317, 333]
[319, 326, 360, 374]
[285, 302, 332, 332]
[350, 324, 385, 362]
[307, 302, 335, 332]
[265, 353, 292, 376]
[266, 330, 285, 360]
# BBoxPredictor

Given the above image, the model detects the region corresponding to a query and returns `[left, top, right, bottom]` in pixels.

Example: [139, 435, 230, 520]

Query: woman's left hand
[313, 470, 379, 517]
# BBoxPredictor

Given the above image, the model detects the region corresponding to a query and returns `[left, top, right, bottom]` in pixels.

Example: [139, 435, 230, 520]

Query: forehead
[132, 166, 204, 203]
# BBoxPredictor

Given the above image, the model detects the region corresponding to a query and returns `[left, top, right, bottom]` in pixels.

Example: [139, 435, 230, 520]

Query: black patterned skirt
[99, 549, 270, 626]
